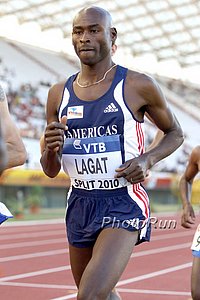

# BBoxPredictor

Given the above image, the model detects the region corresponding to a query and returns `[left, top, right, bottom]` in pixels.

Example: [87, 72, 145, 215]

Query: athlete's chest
[66, 99, 124, 139]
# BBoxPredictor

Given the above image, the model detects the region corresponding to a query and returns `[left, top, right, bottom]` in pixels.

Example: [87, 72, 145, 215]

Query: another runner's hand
[181, 203, 195, 229]
[115, 154, 149, 184]
[44, 116, 68, 153]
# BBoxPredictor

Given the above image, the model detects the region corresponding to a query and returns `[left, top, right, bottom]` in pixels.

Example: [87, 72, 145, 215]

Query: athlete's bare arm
[40, 82, 67, 178]
[0, 120, 7, 175]
[0, 85, 26, 170]
[115, 72, 184, 183]
[179, 146, 200, 228]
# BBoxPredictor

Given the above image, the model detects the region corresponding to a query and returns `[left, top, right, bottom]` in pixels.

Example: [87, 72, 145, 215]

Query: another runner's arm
[140, 76, 183, 169]
[40, 83, 66, 178]
[179, 147, 200, 228]
[179, 147, 200, 207]
[0, 85, 26, 169]
[144, 113, 164, 151]
[0, 120, 7, 175]
[145, 111, 183, 152]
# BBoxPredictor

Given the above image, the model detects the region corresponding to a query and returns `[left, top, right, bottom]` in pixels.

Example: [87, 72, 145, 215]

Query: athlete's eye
[73, 30, 82, 35]
[90, 29, 99, 34]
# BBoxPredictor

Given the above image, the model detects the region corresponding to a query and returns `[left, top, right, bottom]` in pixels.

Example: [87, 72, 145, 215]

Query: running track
[0, 213, 196, 300]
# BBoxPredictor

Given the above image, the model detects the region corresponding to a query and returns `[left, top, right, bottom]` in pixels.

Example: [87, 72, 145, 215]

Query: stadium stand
[0, 37, 199, 173]
[157, 76, 200, 111]
[0, 38, 78, 88]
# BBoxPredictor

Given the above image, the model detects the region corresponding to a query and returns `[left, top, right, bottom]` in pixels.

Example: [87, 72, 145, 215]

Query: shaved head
[73, 6, 113, 28]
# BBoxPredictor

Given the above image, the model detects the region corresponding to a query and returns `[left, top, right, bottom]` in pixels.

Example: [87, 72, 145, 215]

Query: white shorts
[191, 224, 200, 257]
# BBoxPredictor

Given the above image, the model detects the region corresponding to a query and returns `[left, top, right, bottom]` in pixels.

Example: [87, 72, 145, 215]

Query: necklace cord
[77, 64, 117, 88]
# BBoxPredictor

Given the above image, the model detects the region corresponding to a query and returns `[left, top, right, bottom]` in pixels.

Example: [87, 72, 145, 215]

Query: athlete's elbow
[17, 151, 27, 166]
[16, 146, 27, 166]
[168, 125, 184, 148]
[5, 139, 27, 168]
[18, 145, 27, 164]
[6, 148, 27, 169]
[7, 153, 27, 169]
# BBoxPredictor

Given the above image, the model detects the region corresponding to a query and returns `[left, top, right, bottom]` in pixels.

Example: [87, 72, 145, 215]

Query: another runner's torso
[58, 65, 145, 190]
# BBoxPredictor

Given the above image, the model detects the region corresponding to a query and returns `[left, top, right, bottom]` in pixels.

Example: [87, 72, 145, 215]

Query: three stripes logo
[104, 102, 118, 113]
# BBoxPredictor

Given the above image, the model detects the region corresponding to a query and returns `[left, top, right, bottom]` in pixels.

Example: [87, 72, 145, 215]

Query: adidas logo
[104, 102, 118, 113]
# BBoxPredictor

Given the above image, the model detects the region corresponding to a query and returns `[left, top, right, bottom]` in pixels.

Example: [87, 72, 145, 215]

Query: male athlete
[41, 6, 184, 300]
[180, 146, 200, 300]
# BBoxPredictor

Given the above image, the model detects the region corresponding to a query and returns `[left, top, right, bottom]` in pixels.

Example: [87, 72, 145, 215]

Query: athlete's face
[72, 9, 114, 65]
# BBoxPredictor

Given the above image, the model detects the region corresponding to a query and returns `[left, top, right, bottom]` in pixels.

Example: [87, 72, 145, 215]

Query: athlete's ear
[111, 27, 117, 45]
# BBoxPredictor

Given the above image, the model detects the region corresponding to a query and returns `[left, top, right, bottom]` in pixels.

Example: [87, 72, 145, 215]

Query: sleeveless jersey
[58, 65, 145, 191]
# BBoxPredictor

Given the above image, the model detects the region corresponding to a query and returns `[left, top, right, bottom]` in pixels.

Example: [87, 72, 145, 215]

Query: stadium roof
[1, 0, 200, 81]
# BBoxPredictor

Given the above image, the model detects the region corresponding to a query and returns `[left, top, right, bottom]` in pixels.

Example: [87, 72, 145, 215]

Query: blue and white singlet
[58, 65, 149, 222]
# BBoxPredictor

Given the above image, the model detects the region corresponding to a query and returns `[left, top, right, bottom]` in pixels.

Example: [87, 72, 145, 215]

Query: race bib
[62, 135, 128, 190]
[191, 224, 200, 251]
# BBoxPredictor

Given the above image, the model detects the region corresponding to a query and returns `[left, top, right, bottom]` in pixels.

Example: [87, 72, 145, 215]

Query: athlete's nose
[80, 31, 90, 43]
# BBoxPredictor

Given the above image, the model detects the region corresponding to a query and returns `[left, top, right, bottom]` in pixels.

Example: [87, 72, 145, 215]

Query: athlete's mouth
[79, 48, 94, 52]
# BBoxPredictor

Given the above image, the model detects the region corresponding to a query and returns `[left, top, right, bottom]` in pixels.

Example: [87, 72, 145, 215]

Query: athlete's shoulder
[126, 69, 157, 89]
[192, 145, 200, 152]
[46, 81, 67, 113]
[125, 68, 160, 101]
[191, 146, 200, 163]
[49, 81, 66, 94]
[47, 81, 66, 101]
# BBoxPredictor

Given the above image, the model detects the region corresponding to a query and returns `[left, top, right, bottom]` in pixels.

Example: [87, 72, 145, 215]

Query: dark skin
[179, 146, 200, 300]
[0, 121, 7, 175]
[41, 6, 184, 300]
[0, 84, 26, 171]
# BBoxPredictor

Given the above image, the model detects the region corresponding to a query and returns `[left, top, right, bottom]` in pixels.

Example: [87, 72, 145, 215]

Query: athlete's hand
[115, 154, 149, 184]
[44, 116, 68, 153]
[181, 203, 195, 229]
